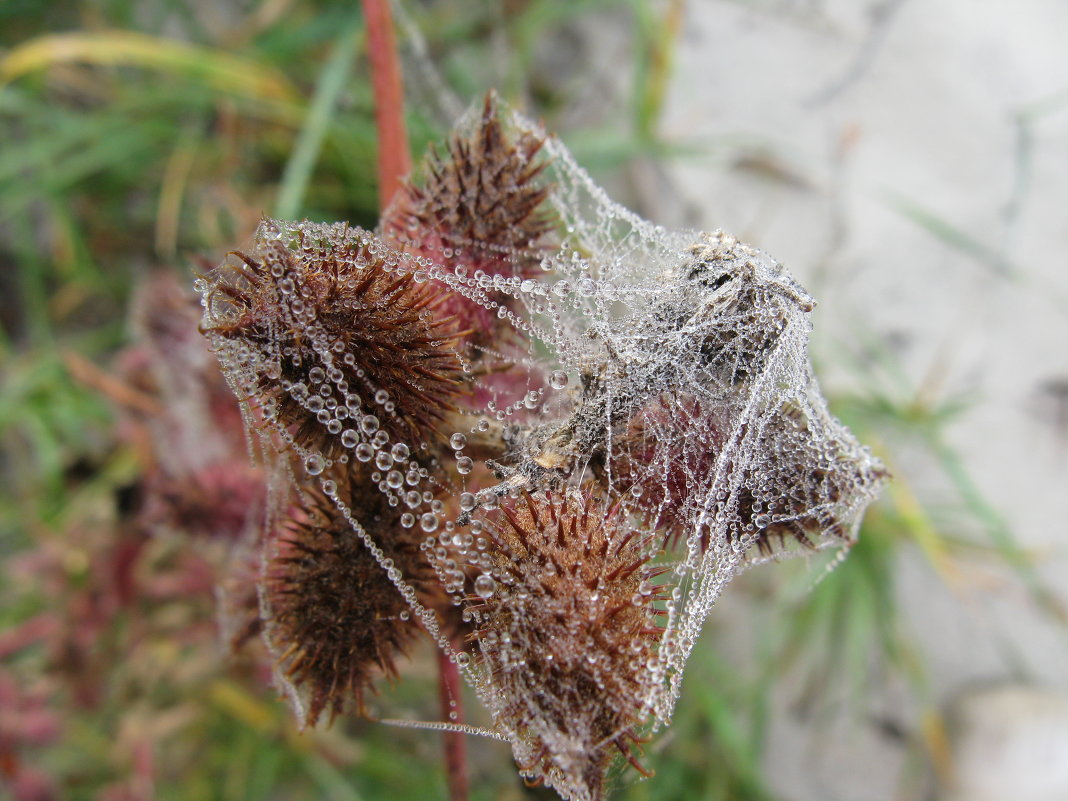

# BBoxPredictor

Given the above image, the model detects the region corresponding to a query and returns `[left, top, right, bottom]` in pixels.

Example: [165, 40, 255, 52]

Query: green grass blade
[274, 13, 363, 220]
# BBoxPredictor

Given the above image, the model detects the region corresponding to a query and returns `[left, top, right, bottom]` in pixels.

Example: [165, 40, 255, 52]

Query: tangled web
[197, 94, 886, 801]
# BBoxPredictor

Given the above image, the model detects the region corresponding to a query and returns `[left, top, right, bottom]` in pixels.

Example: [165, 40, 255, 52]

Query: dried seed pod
[610, 394, 726, 549]
[199, 220, 468, 455]
[385, 91, 555, 278]
[613, 393, 887, 558]
[676, 230, 814, 391]
[382, 92, 557, 372]
[725, 399, 890, 557]
[262, 468, 428, 726]
[469, 491, 664, 801]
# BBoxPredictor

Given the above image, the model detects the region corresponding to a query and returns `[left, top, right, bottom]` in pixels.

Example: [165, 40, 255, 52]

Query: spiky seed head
[617, 395, 887, 559]
[386, 91, 555, 275]
[730, 400, 890, 557]
[199, 221, 468, 455]
[469, 491, 663, 801]
[382, 92, 557, 362]
[262, 468, 428, 726]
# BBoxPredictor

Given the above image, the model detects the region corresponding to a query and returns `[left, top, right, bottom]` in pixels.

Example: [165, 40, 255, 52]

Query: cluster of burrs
[196, 94, 886, 801]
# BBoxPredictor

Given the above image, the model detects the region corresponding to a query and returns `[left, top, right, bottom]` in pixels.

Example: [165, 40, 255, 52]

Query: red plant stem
[361, 0, 412, 208]
[437, 646, 470, 801]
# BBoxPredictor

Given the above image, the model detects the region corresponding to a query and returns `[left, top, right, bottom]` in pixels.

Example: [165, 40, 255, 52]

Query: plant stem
[437, 647, 470, 801]
[361, 0, 411, 209]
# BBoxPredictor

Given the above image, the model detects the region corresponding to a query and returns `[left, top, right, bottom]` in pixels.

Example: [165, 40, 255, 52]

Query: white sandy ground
[559, 1, 1068, 799]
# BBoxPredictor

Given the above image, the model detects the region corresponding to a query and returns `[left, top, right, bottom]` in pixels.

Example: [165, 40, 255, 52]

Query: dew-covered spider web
[197, 95, 886, 801]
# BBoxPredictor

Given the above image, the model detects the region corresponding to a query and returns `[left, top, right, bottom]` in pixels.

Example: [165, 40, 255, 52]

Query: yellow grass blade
[0, 30, 300, 103]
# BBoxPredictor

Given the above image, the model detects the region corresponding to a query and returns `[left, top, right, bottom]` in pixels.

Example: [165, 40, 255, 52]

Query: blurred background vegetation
[1, 2, 1063, 801]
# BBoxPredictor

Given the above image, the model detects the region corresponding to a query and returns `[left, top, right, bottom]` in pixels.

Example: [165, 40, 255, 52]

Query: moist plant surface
[197, 94, 887, 801]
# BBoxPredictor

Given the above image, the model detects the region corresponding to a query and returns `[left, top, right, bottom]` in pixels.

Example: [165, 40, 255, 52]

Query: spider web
[197, 98, 886, 801]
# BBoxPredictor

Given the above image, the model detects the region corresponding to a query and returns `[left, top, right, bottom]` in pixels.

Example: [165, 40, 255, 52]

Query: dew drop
[420, 513, 439, 533]
[456, 456, 473, 475]
[450, 432, 467, 451]
[459, 492, 476, 511]
[549, 370, 569, 389]
[304, 453, 325, 476]
[354, 443, 374, 462]
[474, 574, 497, 599]
[340, 429, 359, 448]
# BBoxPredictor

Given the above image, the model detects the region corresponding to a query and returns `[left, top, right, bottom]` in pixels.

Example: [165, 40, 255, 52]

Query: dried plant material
[384, 91, 555, 278]
[465, 491, 663, 800]
[200, 220, 468, 460]
[261, 469, 427, 727]
[198, 95, 887, 801]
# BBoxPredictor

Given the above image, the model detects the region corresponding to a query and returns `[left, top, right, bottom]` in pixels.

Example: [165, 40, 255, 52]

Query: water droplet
[341, 429, 359, 448]
[456, 456, 473, 474]
[360, 414, 379, 435]
[450, 433, 467, 451]
[523, 391, 540, 409]
[400, 512, 415, 528]
[474, 574, 496, 599]
[304, 453, 325, 476]
[754, 513, 772, 528]
[391, 443, 410, 461]
[420, 513, 439, 533]
[549, 370, 569, 389]
[354, 443, 374, 462]
[459, 492, 476, 511]
[375, 450, 393, 470]
[386, 470, 404, 489]
[374, 389, 389, 405]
